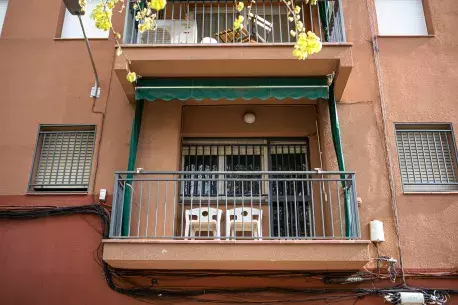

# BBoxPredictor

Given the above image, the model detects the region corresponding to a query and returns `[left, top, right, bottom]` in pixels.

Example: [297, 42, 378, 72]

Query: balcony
[116, 0, 353, 101]
[103, 171, 370, 270]
[123, 0, 346, 45]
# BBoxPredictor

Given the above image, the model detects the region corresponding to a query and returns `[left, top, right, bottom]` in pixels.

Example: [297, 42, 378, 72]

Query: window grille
[395, 124, 458, 192]
[181, 139, 310, 237]
[28, 126, 96, 192]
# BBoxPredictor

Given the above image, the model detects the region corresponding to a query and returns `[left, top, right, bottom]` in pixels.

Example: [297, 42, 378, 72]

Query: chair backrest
[254, 15, 273, 32]
[186, 207, 222, 222]
[227, 207, 262, 223]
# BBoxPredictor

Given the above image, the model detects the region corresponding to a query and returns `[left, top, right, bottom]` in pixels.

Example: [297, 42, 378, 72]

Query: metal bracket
[90, 85, 101, 98]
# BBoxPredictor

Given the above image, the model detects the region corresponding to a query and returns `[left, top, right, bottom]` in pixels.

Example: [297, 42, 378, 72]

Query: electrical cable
[1, 204, 456, 304]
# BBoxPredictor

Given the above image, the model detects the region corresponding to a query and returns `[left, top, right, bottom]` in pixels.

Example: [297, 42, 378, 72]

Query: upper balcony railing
[109, 171, 360, 240]
[123, 0, 346, 45]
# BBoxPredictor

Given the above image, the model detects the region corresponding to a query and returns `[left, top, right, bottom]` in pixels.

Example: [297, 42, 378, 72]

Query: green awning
[135, 77, 330, 101]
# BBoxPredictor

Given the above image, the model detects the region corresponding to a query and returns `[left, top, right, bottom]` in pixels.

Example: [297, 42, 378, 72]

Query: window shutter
[32, 130, 95, 190]
[374, 0, 428, 35]
[396, 126, 458, 192]
[61, 2, 110, 38]
[0, 0, 9, 34]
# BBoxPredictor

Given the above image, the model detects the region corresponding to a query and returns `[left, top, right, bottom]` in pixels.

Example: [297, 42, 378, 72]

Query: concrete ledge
[114, 43, 353, 102]
[103, 239, 370, 270]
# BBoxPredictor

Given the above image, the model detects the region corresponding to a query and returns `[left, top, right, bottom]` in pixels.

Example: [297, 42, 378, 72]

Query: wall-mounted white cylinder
[370, 220, 385, 242]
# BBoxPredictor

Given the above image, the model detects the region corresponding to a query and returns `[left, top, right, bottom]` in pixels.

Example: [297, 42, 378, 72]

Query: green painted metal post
[328, 83, 353, 237]
[121, 99, 145, 236]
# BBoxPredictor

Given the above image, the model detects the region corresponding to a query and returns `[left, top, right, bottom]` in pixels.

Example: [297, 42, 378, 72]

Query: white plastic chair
[184, 207, 223, 240]
[200, 37, 218, 44]
[226, 207, 262, 239]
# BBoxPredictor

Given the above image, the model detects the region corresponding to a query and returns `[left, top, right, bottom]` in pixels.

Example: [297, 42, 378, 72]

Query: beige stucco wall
[371, 0, 458, 269]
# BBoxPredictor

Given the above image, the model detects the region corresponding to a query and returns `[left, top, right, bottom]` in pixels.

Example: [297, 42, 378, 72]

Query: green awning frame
[135, 77, 330, 101]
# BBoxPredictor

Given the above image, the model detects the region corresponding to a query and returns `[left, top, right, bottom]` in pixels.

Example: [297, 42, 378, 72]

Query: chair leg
[225, 221, 230, 240]
[216, 223, 221, 241]
[184, 222, 190, 240]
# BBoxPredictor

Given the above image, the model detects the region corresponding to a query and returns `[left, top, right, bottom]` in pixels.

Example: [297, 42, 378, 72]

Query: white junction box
[99, 189, 107, 202]
[399, 292, 425, 304]
[370, 220, 385, 242]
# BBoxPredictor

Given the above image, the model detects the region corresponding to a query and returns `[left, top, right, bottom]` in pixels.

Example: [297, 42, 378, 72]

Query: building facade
[0, 0, 457, 304]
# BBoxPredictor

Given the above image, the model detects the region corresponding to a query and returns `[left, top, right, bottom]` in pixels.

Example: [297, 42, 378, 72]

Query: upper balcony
[116, 0, 353, 101]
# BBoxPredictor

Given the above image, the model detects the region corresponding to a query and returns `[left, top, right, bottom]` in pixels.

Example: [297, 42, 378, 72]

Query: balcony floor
[103, 239, 370, 270]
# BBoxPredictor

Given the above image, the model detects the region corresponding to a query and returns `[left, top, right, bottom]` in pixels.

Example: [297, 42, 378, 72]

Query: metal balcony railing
[123, 0, 346, 44]
[109, 171, 360, 240]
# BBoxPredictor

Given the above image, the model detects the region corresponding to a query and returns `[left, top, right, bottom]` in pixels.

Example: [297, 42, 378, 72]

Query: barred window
[28, 125, 96, 192]
[395, 124, 458, 192]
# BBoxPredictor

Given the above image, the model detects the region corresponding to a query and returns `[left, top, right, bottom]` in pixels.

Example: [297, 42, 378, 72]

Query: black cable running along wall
[0, 204, 456, 304]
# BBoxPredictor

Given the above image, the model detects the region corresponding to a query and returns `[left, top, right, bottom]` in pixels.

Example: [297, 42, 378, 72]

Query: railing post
[351, 173, 360, 238]
[122, 99, 145, 236]
[109, 173, 120, 237]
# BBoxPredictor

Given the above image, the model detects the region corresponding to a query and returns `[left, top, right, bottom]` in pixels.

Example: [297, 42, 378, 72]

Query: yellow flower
[290, 30, 296, 37]
[135, 8, 148, 21]
[311, 0, 317, 4]
[234, 20, 242, 30]
[116, 47, 122, 56]
[293, 49, 302, 58]
[149, 0, 167, 11]
[126, 72, 137, 83]
[90, 3, 112, 31]
[234, 15, 245, 30]
[288, 16, 294, 22]
[115, 32, 121, 39]
[107, 0, 115, 9]
[79, 0, 87, 12]
[305, 31, 322, 54]
[237, 2, 244, 12]
[292, 31, 322, 60]
[294, 6, 301, 14]
[138, 16, 155, 33]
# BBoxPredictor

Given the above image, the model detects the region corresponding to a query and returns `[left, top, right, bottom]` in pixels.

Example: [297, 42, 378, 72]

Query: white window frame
[374, 0, 428, 36]
[61, 2, 109, 38]
[0, 0, 9, 35]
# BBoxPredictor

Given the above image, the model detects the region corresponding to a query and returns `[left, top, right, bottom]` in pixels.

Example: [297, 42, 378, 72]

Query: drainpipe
[121, 99, 145, 236]
[328, 83, 353, 237]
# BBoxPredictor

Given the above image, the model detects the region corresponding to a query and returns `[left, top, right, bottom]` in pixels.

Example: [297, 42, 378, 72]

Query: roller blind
[395, 125, 458, 192]
[31, 128, 96, 190]
[374, 0, 428, 35]
[61, 2, 109, 38]
[0, 0, 8, 34]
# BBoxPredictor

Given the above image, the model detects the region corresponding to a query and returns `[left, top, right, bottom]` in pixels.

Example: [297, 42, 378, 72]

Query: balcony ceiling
[115, 43, 353, 102]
